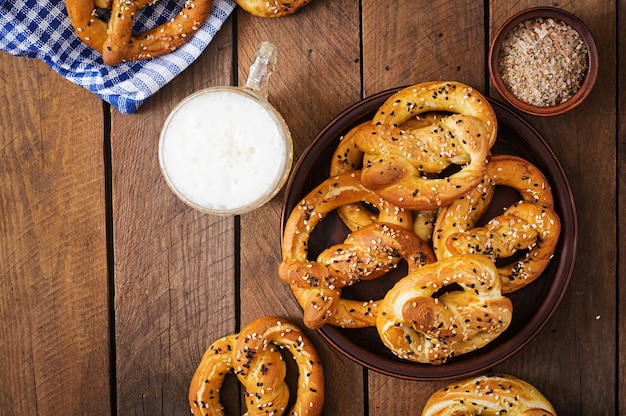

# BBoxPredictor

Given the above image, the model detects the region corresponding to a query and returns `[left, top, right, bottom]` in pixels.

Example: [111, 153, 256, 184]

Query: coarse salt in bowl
[489, 7, 598, 116]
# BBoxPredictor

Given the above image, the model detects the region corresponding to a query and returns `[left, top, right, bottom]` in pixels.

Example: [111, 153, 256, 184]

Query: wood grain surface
[0, 58, 109, 414]
[0, 0, 620, 414]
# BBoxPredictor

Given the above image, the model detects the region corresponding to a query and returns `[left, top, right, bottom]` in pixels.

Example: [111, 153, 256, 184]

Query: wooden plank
[236, 1, 365, 415]
[615, 2, 626, 414]
[615, 1, 626, 414]
[361, 0, 487, 413]
[0, 56, 109, 414]
[490, 1, 617, 414]
[362, 0, 487, 96]
[110, 23, 238, 415]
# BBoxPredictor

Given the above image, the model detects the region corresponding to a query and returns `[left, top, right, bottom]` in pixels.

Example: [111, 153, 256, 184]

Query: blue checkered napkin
[0, 0, 236, 114]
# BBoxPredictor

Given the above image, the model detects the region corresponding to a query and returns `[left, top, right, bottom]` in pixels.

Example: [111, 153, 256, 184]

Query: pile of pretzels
[187, 81, 560, 414]
[279, 81, 562, 365]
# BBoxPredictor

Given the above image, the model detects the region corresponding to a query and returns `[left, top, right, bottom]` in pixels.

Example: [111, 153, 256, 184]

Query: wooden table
[0, 0, 621, 414]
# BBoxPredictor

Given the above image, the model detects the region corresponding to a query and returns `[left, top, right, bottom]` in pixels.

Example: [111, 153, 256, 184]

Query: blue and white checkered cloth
[0, 0, 236, 114]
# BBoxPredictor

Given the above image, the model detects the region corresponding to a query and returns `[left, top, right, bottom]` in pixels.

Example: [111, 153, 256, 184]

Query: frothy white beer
[159, 87, 292, 214]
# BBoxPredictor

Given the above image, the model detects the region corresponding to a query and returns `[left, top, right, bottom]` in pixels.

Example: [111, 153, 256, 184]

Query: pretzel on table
[189, 316, 324, 416]
[420, 373, 556, 416]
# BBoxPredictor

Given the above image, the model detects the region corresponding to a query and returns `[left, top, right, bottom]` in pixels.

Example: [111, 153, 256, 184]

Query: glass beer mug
[159, 42, 293, 215]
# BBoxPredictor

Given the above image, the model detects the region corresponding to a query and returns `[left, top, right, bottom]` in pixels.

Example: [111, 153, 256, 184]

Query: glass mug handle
[244, 41, 277, 99]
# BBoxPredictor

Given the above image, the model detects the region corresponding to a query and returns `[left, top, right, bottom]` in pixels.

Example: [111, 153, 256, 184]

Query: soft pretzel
[280, 220, 435, 329]
[279, 172, 440, 329]
[65, 0, 214, 65]
[189, 316, 324, 416]
[329, 117, 443, 240]
[446, 202, 560, 293]
[433, 154, 553, 259]
[350, 82, 496, 210]
[235, 0, 312, 17]
[355, 114, 491, 210]
[434, 155, 560, 293]
[373, 81, 498, 148]
[330, 114, 452, 181]
[420, 373, 556, 416]
[376, 254, 512, 364]
[333, 115, 468, 181]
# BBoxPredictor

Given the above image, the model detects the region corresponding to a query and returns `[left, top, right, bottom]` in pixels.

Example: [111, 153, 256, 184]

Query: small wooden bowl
[489, 7, 598, 116]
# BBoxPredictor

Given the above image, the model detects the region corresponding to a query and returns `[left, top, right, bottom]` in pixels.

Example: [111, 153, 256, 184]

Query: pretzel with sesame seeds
[373, 81, 498, 147]
[433, 155, 560, 293]
[330, 116, 445, 242]
[281, 221, 436, 329]
[280, 171, 438, 329]
[376, 254, 513, 365]
[65, 0, 214, 65]
[420, 373, 556, 416]
[355, 113, 491, 211]
[189, 316, 324, 416]
[235, 0, 312, 18]
[353, 82, 497, 211]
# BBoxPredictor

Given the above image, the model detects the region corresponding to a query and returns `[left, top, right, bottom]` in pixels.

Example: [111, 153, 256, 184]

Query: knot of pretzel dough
[189, 316, 324, 416]
[348, 82, 496, 211]
[355, 114, 491, 210]
[279, 171, 438, 329]
[235, 0, 312, 17]
[65, 0, 214, 65]
[330, 117, 444, 241]
[331, 114, 454, 184]
[376, 254, 513, 364]
[373, 82, 498, 147]
[434, 155, 561, 293]
[280, 221, 435, 329]
[420, 373, 556, 416]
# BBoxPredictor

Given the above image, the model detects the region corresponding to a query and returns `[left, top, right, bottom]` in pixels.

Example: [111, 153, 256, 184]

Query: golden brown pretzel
[235, 0, 312, 17]
[65, 0, 214, 65]
[373, 81, 498, 148]
[420, 373, 556, 416]
[279, 172, 437, 329]
[376, 254, 512, 364]
[350, 82, 496, 211]
[280, 220, 435, 329]
[355, 114, 491, 210]
[329, 117, 444, 240]
[331, 114, 461, 184]
[446, 201, 560, 293]
[434, 155, 560, 293]
[189, 316, 324, 416]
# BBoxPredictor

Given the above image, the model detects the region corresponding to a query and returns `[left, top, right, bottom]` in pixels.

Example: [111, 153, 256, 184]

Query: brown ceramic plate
[280, 88, 577, 380]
